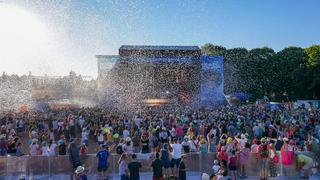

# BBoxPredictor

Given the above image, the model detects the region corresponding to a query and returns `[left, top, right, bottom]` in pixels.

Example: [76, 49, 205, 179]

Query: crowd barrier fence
[0, 152, 316, 179]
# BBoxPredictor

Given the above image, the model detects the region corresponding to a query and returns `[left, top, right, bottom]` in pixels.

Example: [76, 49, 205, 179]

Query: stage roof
[120, 45, 200, 51]
[120, 56, 198, 63]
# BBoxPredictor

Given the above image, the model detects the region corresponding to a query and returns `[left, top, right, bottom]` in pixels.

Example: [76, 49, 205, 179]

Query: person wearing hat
[75, 166, 87, 180]
[257, 137, 269, 180]
[96, 144, 110, 180]
[29, 138, 39, 156]
[212, 160, 220, 174]
[280, 137, 295, 177]
[123, 137, 133, 155]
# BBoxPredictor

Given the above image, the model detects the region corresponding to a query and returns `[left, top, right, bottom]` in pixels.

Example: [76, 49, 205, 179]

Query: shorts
[302, 162, 312, 170]
[229, 165, 237, 171]
[260, 159, 268, 170]
[171, 158, 181, 168]
[97, 166, 108, 172]
[163, 160, 171, 169]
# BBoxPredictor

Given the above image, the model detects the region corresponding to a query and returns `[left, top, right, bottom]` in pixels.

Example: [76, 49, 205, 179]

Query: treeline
[201, 44, 320, 101]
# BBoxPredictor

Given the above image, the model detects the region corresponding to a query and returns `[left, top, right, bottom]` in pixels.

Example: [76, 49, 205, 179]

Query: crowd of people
[0, 101, 320, 180]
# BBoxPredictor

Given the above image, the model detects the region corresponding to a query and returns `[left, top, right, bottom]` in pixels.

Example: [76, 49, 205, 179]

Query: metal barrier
[0, 152, 316, 179]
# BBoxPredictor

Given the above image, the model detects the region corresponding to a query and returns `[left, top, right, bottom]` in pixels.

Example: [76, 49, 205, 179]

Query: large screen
[199, 56, 225, 107]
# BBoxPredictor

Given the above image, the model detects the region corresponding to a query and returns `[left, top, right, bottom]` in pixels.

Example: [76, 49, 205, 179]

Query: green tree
[244, 47, 275, 99]
[224, 48, 249, 94]
[274, 47, 311, 100]
[201, 43, 227, 56]
[305, 45, 320, 98]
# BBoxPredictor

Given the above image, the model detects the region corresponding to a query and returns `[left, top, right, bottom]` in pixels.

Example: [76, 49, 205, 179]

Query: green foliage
[201, 44, 320, 100]
[201, 43, 227, 56]
[305, 45, 320, 98]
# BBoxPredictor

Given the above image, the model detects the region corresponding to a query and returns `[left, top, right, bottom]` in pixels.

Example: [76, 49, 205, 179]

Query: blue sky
[1, 0, 320, 77]
[69, 0, 320, 51]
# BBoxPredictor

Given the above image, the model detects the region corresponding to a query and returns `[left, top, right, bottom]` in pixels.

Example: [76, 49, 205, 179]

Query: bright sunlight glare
[0, 5, 50, 63]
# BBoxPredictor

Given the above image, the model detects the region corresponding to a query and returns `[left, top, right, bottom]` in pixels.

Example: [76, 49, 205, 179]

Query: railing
[0, 152, 316, 179]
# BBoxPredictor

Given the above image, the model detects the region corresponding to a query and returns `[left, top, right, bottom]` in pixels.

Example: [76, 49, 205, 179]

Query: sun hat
[283, 137, 289, 142]
[75, 166, 85, 174]
[125, 137, 131, 142]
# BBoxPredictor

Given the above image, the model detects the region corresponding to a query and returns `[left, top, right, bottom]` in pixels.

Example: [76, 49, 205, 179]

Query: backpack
[116, 145, 124, 155]
[260, 145, 269, 158]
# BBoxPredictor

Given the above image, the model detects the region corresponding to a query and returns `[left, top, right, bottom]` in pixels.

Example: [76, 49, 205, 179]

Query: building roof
[120, 56, 198, 63]
[120, 45, 200, 51]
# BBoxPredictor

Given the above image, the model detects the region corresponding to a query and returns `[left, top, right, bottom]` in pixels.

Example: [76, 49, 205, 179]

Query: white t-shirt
[123, 130, 130, 139]
[212, 165, 220, 174]
[82, 131, 88, 141]
[41, 146, 50, 156]
[97, 134, 104, 142]
[49, 143, 57, 156]
[171, 143, 182, 159]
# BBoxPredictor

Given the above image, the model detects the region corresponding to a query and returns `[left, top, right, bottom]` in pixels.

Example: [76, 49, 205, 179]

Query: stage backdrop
[199, 56, 225, 107]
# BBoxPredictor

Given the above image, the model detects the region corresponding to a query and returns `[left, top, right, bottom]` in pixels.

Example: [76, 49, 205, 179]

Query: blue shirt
[96, 150, 109, 168]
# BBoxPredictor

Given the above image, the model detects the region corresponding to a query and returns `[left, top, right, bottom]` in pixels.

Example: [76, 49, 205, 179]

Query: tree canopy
[201, 44, 320, 101]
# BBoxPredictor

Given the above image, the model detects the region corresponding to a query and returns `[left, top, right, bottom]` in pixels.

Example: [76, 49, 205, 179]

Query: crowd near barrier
[0, 152, 316, 179]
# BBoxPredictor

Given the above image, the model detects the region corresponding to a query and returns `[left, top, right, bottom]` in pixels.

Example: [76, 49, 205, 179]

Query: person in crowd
[58, 139, 67, 155]
[123, 137, 134, 155]
[239, 142, 250, 178]
[181, 136, 190, 154]
[178, 155, 187, 180]
[68, 139, 81, 171]
[75, 166, 87, 180]
[41, 141, 50, 156]
[189, 135, 198, 152]
[128, 154, 142, 180]
[212, 160, 220, 175]
[258, 137, 269, 180]
[29, 139, 39, 156]
[296, 154, 314, 179]
[141, 133, 150, 154]
[170, 138, 183, 177]
[229, 150, 238, 180]
[96, 144, 110, 180]
[151, 152, 164, 180]
[118, 154, 129, 180]
[49, 140, 57, 156]
[0, 134, 8, 156]
[268, 142, 277, 178]
[15, 142, 24, 156]
[199, 135, 208, 154]
[161, 143, 172, 178]
[280, 137, 295, 177]
[216, 162, 228, 180]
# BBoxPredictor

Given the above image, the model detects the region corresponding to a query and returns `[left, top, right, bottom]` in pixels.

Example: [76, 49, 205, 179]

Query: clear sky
[1, 0, 320, 77]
